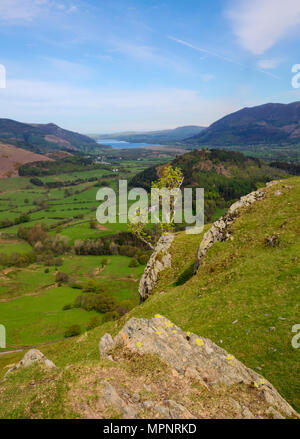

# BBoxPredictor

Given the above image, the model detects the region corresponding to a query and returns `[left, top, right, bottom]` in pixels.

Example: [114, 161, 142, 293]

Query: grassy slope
[0, 177, 299, 417]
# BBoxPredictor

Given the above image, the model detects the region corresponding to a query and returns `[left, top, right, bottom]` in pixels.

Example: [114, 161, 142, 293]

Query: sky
[0, 0, 300, 133]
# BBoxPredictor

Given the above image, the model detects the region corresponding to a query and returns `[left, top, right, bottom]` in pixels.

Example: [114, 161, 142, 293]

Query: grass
[0, 170, 299, 417]
[0, 286, 100, 347]
[0, 239, 31, 255]
[0, 254, 144, 348]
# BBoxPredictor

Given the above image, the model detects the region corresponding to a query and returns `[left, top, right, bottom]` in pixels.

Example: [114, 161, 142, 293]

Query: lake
[97, 139, 159, 149]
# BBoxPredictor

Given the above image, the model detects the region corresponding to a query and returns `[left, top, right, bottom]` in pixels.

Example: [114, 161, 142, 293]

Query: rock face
[194, 182, 278, 274]
[5, 349, 56, 377]
[138, 233, 175, 301]
[99, 316, 298, 419]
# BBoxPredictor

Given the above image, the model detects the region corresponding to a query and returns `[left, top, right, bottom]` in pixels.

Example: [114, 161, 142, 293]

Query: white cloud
[0, 79, 251, 131]
[257, 58, 283, 69]
[227, 0, 300, 54]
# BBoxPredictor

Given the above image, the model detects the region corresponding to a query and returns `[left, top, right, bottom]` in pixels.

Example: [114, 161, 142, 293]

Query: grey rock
[104, 316, 298, 418]
[101, 381, 137, 419]
[266, 407, 285, 419]
[99, 333, 114, 359]
[139, 233, 175, 301]
[5, 349, 56, 377]
[241, 406, 255, 419]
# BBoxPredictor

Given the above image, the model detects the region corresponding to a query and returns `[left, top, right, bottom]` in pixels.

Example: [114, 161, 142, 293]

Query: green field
[0, 254, 144, 348]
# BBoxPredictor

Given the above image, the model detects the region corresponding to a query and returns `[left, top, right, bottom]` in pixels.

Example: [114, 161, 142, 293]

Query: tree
[128, 165, 183, 249]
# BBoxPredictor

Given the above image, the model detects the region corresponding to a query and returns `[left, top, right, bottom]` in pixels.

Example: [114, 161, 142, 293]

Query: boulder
[99, 315, 298, 419]
[138, 233, 175, 301]
[5, 349, 56, 377]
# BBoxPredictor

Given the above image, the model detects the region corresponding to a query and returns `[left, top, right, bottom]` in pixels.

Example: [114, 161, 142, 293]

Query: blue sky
[0, 0, 300, 133]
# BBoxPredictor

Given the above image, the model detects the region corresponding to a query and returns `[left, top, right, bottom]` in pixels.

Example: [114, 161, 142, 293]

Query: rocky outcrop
[5, 349, 56, 377]
[194, 181, 278, 274]
[99, 315, 298, 419]
[138, 233, 175, 301]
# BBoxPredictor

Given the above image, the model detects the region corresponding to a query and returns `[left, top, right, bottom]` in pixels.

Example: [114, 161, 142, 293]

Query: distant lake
[97, 139, 160, 149]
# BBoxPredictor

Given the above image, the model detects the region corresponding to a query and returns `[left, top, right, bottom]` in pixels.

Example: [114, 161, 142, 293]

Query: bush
[101, 258, 108, 268]
[82, 279, 104, 293]
[74, 293, 117, 313]
[90, 219, 97, 229]
[87, 315, 101, 331]
[55, 271, 69, 284]
[71, 281, 82, 290]
[129, 258, 139, 268]
[64, 324, 81, 338]
[102, 311, 119, 323]
[44, 268, 50, 273]
[62, 304, 72, 311]
[138, 253, 149, 265]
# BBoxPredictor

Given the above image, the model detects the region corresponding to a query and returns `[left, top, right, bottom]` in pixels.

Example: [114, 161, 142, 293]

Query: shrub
[55, 271, 69, 284]
[138, 253, 149, 265]
[102, 311, 119, 323]
[87, 315, 101, 331]
[44, 268, 50, 273]
[90, 219, 97, 229]
[101, 258, 108, 267]
[71, 281, 82, 289]
[129, 258, 139, 268]
[64, 324, 81, 338]
[62, 304, 72, 311]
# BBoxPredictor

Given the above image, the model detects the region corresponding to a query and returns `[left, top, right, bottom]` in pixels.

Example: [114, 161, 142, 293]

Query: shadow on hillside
[173, 262, 194, 286]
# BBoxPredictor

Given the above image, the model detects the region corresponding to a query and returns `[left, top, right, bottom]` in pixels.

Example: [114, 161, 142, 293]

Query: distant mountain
[186, 102, 300, 146]
[0, 119, 99, 153]
[97, 125, 205, 144]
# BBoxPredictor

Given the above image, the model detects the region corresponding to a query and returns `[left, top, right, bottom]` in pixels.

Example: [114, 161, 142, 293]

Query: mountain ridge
[186, 101, 300, 146]
[96, 125, 205, 144]
[0, 118, 99, 154]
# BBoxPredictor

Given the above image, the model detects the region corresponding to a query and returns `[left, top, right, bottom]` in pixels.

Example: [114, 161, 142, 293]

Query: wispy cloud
[0, 0, 78, 24]
[257, 58, 284, 70]
[0, 79, 250, 131]
[111, 40, 191, 74]
[168, 35, 241, 65]
[227, 0, 300, 54]
[257, 69, 281, 80]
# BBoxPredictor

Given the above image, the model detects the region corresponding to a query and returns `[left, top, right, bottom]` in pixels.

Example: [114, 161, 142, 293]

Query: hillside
[0, 143, 52, 179]
[97, 125, 205, 144]
[130, 149, 290, 221]
[186, 101, 300, 146]
[0, 119, 99, 154]
[0, 177, 299, 418]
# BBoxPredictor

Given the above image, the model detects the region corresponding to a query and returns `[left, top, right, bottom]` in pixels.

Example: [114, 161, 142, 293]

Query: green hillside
[0, 177, 299, 418]
[130, 149, 290, 221]
[0, 119, 99, 153]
